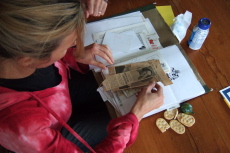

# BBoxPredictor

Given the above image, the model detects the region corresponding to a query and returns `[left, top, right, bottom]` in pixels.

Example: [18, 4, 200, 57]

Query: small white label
[167, 104, 180, 111]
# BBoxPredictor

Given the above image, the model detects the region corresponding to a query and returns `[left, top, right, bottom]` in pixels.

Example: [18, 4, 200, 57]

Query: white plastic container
[188, 18, 211, 50]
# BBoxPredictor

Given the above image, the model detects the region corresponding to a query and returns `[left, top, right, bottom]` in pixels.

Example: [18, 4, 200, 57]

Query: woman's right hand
[130, 82, 164, 122]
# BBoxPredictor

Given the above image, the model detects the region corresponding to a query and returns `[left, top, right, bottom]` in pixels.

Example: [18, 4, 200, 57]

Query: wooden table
[89, 0, 230, 153]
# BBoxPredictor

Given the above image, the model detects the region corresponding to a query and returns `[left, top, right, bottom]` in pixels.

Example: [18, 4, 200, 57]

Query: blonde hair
[0, 0, 86, 59]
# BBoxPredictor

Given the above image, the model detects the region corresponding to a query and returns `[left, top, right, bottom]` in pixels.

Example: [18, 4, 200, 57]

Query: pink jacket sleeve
[94, 113, 139, 153]
[61, 47, 89, 74]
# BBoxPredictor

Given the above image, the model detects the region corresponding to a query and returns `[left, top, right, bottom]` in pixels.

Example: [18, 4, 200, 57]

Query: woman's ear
[17, 57, 35, 68]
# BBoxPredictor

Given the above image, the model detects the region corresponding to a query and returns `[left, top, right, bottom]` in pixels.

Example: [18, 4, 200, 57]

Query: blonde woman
[0, 0, 164, 153]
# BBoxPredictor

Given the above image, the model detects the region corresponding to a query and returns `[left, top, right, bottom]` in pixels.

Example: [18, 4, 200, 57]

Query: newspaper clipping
[102, 60, 172, 92]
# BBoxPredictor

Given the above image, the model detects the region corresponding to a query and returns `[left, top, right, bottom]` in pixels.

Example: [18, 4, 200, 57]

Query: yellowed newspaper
[102, 60, 172, 91]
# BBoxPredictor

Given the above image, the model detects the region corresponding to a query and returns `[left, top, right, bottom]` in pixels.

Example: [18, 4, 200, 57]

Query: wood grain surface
[1, 0, 229, 153]
[89, 0, 230, 153]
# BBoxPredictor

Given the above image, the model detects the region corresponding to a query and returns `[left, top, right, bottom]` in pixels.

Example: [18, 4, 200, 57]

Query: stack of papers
[85, 11, 164, 72]
[85, 11, 205, 118]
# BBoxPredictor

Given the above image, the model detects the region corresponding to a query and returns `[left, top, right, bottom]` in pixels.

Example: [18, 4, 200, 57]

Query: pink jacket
[0, 48, 139, 153]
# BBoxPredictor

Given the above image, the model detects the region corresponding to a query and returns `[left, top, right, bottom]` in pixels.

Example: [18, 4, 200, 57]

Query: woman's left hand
[84, 0, 108, 18]
[76, 43, 114, 70]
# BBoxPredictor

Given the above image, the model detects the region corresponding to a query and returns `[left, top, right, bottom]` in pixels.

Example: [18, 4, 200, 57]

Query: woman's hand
[130, 82, 164, 122]
[84, 0, 108, 18]
[75, 43, 114, 70]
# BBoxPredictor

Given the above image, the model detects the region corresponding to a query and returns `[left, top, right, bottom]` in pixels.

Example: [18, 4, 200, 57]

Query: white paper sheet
[121, 31, 143, 51]
[158, 45, 205, 102]
[102, 31, 134, 53]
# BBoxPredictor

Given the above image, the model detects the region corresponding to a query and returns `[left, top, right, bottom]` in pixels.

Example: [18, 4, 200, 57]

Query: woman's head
[0, 0, 86, 61]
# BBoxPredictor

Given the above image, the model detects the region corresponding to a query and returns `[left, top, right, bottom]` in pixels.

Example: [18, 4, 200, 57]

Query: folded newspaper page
[102, 60, 172, 91]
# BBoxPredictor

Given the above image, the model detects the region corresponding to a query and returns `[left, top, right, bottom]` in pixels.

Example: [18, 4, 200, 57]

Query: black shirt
[0, 64, 61, 92]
